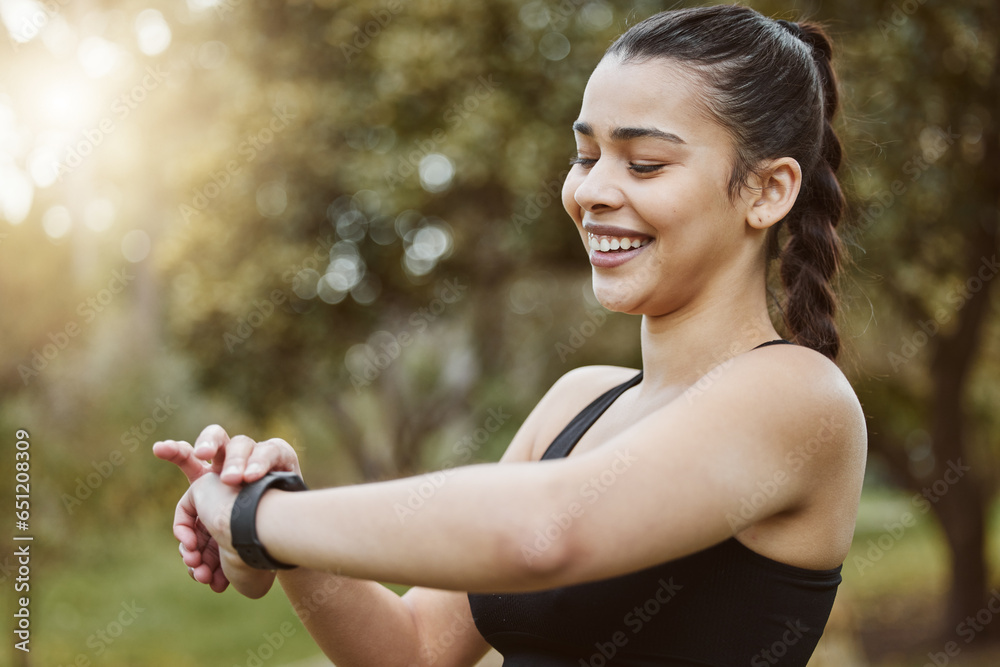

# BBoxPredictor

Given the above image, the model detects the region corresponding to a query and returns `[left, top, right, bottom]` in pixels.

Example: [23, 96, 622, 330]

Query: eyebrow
[573, 120, 686, 145]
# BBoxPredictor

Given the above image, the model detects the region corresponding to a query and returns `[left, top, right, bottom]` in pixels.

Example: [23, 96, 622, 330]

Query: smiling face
[561, 56, 765, 317]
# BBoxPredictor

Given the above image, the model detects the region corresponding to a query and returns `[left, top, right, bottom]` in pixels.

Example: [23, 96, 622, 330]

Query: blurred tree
[151, 0, 646, 480]
[835, 0, 1000, 636]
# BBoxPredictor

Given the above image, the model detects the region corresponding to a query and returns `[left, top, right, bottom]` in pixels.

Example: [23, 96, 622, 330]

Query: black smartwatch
[231, 471, 308, 570]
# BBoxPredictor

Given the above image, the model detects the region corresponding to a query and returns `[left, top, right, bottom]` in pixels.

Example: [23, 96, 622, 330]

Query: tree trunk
[927, 208, 998, 634]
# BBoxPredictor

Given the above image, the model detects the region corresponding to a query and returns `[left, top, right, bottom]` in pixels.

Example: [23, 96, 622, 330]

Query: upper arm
[547, 346, 866, 583]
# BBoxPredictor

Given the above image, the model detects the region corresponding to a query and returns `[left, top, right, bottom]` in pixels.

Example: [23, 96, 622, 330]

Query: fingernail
[245, 463, 262, 476]
[223, 465, 239, 477]
[194, 442, 211, 453]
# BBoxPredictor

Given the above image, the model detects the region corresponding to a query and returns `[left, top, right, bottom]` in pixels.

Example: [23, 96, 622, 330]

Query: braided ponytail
[778, 23, 845, 360]
[607, 7, 849, 360]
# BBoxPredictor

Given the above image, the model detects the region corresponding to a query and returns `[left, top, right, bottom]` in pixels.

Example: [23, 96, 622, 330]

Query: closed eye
[629, 163, 667, 174]
[569, 155, 669, 175]
[569, 156, 596, 167]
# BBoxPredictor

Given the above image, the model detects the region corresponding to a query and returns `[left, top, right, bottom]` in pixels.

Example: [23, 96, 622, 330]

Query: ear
[744, 157, 802, 231]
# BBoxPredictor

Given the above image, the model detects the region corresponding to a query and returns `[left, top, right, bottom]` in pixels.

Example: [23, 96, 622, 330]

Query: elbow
[498, 486, 586, 590]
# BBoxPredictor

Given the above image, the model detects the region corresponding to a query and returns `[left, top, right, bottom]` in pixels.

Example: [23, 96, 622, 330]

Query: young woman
[154, 5, 867, 666]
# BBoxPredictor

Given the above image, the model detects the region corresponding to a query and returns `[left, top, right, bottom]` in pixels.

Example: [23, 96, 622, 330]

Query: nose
[572, 158, 626, 213]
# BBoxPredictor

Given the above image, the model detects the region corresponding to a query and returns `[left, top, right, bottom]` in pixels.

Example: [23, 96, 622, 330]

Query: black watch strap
[231, 471, 308, 570]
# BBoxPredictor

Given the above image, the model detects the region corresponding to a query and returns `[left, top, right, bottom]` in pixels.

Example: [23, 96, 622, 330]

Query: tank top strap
[540, 340, 789, 461]
[752, 338, 792, 349]
[540, 371, 643, 461]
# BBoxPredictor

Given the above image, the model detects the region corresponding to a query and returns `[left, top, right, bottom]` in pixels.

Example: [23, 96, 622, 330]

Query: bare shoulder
[723, 343, 868, 469]
[527, 365, 641, 461]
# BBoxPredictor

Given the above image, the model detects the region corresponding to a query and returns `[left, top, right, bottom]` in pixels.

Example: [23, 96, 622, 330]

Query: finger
[210, 568, 230, 593]
[192, 424, 231, 462]
[199, 541, 231, 592]
[191, 562, 215, 585]
[215, 435, 257, 485]
[152, 440, 210, 484]
[196, 540, 225, 588]
[173, 490, 201, 551]
[200, 537, 222, 573]
[180, 542, 202, 568]
[243, 438, 301, 482]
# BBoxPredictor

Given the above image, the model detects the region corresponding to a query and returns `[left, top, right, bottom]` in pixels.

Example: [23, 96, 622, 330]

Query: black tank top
[468, 340, 842, 666]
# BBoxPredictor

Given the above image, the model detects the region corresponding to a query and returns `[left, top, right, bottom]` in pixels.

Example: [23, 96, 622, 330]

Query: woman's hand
[153, 425, 302, 597]
[175, 473, 275, 599]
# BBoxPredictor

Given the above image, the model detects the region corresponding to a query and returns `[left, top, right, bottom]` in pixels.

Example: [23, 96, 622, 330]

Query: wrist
[230, 472, 307, 570]
[255, 490, 293, 565]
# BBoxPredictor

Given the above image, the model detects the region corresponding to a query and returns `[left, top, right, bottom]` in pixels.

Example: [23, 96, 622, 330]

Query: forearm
[277, 567, 421, 667]
[257, 461, 571, 592]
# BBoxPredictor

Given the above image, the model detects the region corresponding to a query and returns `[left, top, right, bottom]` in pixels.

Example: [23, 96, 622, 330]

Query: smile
[587, 234, 650, 252]
[587, 233, 652, 253]
[586, 233, 652, 269]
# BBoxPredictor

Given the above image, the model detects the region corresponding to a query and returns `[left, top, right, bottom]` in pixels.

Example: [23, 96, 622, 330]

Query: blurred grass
[839, 488, 1000, 666]
[33, 516, 322, 667]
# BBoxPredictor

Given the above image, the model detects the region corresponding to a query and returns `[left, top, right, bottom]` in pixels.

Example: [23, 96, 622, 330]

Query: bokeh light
[41, 204, 71, 238]
[134, 9, 171, 56]
[418, 153, 454, 193]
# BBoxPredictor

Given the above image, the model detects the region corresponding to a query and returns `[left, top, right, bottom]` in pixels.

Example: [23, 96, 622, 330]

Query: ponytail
[778, 22, 845, 360]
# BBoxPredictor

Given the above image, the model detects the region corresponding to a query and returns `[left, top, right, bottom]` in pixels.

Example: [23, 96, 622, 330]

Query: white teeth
[587, 232, 650, 253]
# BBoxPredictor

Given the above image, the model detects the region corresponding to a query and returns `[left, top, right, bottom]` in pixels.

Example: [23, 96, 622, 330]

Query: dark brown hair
[606, 5, 845, 359]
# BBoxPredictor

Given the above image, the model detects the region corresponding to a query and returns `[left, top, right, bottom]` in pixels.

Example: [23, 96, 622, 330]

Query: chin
[590, 280, 642, 315]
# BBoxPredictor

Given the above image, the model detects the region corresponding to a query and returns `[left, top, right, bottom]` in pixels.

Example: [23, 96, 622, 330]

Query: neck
[636, 283, 780, 395]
